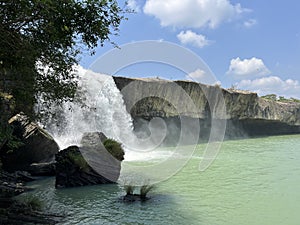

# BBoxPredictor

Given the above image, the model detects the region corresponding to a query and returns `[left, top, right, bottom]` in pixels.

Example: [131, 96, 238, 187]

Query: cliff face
[113, 76, 300, 138]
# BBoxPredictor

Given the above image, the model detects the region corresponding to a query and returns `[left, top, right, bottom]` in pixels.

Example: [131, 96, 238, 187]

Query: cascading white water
[38, 66, 136, 150]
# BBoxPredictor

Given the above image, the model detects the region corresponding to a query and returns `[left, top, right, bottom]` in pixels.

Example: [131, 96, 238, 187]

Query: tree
[261, 94, 277, 101]
[0, 0, 127, 117]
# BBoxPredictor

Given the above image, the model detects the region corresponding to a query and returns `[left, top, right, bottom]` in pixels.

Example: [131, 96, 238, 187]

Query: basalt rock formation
[0, 113, 59, 172]
[55, 132, 124, 188]
[113, 76, 300, 140]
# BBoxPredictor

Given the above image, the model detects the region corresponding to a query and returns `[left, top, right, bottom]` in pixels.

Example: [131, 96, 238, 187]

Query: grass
[140, 184, 155, 199]
[20, 195, 44, 211]
[124, 184, 135, 195]
[68, 151, 89, 172]
[122, 182, 155, 200]
[103, 138, 124, 161]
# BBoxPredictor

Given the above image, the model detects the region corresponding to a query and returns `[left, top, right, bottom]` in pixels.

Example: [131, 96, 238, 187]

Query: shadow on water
[24, 177, 201, 225]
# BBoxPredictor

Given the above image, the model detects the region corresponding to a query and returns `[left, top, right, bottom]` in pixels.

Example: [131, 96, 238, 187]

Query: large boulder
[55, 132, 124, 188]
[80, 132, 124, 161]
[0, 113, 59, 172]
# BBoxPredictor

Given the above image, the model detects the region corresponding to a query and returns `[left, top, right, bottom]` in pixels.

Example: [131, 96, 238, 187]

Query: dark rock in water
[0, 171, 34, 201]
[122, 194, 150, 202]
[12, 171, 36, 182]
[55, 132, 125, 188]
[0, 112, 59, 172]
[80, 132, 124, 176]
[81, 132, 125, 160]
[0, 170, 35, 183]
[0, 182, 27, 198]
[55, 145, 120, 188]
[28, 162, 56, 176]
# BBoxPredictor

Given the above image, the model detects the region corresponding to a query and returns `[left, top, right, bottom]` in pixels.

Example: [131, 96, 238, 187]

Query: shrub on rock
[103, 138, 124, 161]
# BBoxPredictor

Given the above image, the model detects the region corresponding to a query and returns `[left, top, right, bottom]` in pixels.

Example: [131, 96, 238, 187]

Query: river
[23, 134, 300, 225]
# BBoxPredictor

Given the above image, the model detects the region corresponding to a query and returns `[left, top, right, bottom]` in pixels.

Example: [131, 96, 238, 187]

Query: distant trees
[261, 94, 277, 101]
[0, 0, 127, 116]
[261, 94, 300, 103]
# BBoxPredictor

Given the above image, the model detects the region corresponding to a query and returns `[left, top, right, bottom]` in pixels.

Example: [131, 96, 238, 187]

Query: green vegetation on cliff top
[261, 94, 300, 103]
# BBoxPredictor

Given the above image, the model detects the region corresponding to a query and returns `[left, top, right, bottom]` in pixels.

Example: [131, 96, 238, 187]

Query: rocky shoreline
[0, 112, 125, 224]
[0, 170, 63, 225]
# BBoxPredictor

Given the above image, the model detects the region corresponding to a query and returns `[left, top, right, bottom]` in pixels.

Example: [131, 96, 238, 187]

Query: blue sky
[80, 0, 300, 98]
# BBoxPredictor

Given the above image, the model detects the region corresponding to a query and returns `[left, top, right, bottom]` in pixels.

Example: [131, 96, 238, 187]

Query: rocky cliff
[113, 76, 300, 139]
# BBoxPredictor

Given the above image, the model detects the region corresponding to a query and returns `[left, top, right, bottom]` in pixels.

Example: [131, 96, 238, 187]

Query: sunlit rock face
[113, 76, 300, 140]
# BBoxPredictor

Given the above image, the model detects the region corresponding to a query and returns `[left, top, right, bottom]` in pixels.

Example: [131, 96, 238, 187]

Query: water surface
[24, 135, 300, 225]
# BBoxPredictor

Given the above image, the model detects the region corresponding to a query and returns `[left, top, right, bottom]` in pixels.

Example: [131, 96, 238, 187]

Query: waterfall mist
[37, 66, 170, 162]
[37, 67, 135, 149]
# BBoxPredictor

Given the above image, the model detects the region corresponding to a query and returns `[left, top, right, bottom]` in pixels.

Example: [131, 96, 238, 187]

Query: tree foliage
[261, 94, 277, 101]
[0, 0, 126, 116]
[261, 94, 300, 103]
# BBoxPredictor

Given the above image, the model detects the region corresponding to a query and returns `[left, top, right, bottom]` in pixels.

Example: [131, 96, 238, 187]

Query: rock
[122, 194, 150, 202]
[80, 132, 108, 146]
[0, 112, 59, 172]
[0, 171, 34, 200]
[55, 132, 125, 188]
[0, 182, 27, 198]
[28, 162, 56, 176]
[55, 145, 121, 188]
[81, 132, 124, 161]
[12, 171, 36, 182]
[113, 76, 300, 138]
[80, 132, 124, 175]
[0, 170, 35, 183]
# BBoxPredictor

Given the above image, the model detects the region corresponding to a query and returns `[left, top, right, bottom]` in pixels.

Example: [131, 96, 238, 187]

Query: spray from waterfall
[38, 66, 136, 149]
[37, 66, 169, 163]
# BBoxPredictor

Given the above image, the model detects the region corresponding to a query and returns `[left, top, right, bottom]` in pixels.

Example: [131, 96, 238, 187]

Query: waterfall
[38, 66, 136, 150]
[37, 66, 198, 184]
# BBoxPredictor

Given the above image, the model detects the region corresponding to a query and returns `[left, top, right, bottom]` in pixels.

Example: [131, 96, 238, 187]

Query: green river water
[23, 134, 300, 225]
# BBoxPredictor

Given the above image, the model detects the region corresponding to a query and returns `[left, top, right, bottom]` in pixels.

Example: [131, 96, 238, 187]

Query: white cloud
[226, 57, 271, 78]
[186, 69, 220, 85]
[143, 0, 248, 29]
[237, 76, 300, 98]
[244, 19, 257, 28]
[187, 69, 207, 81]
[127, 0, 141, 13]
[177, 30, 212, 48]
